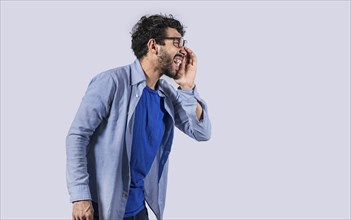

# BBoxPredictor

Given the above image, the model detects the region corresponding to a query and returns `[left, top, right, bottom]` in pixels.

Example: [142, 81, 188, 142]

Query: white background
[1, 1, 350, 219]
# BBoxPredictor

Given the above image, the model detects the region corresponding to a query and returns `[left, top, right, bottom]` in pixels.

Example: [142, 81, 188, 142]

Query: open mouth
[173, 54, 184, 67]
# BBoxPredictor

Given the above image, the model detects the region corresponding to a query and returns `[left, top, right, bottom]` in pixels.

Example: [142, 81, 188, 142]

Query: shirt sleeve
[173, 86, 211, 141]
[66, 72, 116, 202]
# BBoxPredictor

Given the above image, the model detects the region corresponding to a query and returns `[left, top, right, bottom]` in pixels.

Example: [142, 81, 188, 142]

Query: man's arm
[66, 72, 116, 219]
[172, 85, 211, 141]
[173, 47, 211, 141]
[177, 48, 205, 122]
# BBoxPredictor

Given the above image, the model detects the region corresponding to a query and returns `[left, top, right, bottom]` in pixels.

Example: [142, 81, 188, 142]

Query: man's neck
[139, 57, 162, 90]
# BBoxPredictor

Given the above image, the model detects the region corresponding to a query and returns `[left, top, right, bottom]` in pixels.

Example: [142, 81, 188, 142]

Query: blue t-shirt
[124, 86, 167, 217]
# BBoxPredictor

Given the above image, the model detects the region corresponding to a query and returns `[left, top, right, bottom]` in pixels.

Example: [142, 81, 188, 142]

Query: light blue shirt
[66, 60, 211, 220]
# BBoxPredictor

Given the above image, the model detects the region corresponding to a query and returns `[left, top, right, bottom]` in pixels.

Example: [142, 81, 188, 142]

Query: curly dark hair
[131, 14, 185, 59]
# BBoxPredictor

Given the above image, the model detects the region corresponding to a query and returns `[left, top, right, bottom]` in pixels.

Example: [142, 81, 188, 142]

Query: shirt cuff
[68, 184, 92, 203]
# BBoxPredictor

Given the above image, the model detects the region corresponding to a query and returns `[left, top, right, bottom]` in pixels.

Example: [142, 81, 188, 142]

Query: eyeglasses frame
[155, 37, 187, 48]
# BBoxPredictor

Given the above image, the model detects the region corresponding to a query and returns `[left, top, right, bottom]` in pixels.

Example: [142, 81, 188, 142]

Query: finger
[72, 214, 80, 220]
[184, 47, 192, 65]
[184, 47, 192, 54]
[72, 208, 80, 220]
[86, 212, 94, 220]
[78, 212, 86, 220]
[72, 210, 79, 220]
[74, 213, 80, 220]
[184, 47, 196, 66]
[180, 57, 187, 72]
[191, 51, 197, 67]
[73, 210, 87, 220]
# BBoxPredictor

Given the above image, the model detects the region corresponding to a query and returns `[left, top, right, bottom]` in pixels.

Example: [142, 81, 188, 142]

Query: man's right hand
[72, 200, 94, 220]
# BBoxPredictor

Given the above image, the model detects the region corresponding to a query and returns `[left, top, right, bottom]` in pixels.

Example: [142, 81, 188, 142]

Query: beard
[157, 48, 179, 79]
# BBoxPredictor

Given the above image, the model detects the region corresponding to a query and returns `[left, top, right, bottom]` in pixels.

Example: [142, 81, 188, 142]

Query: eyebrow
[164, 37, 182, 39]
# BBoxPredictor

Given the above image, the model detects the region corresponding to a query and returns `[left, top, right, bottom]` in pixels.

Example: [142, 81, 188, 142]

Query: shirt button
[123, 192, 128, 198]
[136, 94, 139, 98]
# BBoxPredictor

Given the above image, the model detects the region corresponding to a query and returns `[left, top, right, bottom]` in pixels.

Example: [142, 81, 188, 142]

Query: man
[66, 14, 211, 220]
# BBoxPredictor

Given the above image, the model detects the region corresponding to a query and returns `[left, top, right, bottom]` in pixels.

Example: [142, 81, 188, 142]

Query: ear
[147, 39, 159, 56]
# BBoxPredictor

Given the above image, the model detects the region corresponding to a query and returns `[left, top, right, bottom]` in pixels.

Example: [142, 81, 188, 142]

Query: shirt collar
[130, 59, 146, 85]
[130, 59, 167, 97]
[156, 79, 169, 98]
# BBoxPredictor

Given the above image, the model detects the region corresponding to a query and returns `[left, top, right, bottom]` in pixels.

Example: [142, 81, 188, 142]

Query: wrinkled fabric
[66, 60, 211, 220]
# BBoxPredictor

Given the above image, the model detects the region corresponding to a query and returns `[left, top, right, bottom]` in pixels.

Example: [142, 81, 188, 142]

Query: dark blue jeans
[92, 201, 149, 220]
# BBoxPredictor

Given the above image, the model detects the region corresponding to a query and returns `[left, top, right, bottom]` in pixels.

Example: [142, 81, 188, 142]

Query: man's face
[157, 28, 186, 79]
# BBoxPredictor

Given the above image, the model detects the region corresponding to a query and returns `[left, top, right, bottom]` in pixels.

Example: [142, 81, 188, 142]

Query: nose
[179, 48, 187, 56]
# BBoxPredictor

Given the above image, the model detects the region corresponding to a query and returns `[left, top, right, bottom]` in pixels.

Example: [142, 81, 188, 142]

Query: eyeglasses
[156, 37, 187, 48]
